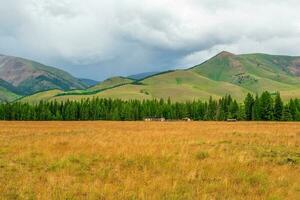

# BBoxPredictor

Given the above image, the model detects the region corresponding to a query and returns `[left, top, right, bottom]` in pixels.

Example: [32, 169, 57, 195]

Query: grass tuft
[195, 151, 209, 160]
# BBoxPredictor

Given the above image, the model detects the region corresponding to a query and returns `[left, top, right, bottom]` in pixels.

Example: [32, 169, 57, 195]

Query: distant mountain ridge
[0, 54, 89, 101]
[3, 51, 300, 103]
[128, 71, 161, 80]
[78, 78, 99, 87]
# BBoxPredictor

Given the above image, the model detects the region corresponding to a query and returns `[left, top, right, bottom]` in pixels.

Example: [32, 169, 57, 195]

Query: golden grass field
[0, 121, 299, 200]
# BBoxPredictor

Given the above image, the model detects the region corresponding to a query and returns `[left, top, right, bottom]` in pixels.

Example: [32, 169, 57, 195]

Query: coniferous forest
[0, 91, 299, 121]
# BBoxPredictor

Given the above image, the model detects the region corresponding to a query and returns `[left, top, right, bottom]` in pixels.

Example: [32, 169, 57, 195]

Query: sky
[1, 0, 300, 80]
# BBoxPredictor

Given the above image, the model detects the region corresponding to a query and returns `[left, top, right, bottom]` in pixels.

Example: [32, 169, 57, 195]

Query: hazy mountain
[128, 71, 160, 80]
[17, 52, 300, 103]
[78, 78, 99, 87]
[88, 76, 134, 91]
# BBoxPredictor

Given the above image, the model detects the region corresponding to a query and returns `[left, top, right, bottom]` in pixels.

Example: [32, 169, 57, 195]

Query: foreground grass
[0, 121, 299, 199]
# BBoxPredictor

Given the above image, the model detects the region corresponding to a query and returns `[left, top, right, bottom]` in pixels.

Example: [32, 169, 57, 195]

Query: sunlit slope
[19, 89, 63, 104]
[139, 70, 250, 101]
[45, 76, 135, 96]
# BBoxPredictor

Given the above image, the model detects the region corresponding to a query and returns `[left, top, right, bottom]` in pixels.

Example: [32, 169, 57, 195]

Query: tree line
[0, 91, 299, 121]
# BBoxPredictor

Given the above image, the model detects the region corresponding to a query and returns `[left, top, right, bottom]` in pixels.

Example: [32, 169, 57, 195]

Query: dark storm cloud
[1, 0, 300, 80]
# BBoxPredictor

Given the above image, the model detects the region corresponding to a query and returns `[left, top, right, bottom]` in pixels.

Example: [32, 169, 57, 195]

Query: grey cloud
[0, 0, 300, 80]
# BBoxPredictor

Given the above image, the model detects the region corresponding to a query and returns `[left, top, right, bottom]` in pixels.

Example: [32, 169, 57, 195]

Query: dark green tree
[289, 99, 297, 121]
[252, 95, 261, 120]
[282, 105, 292, 121]
[244, 93, 254, 120]
[259, 91, 273, 120]
[273, 92, 283, 121]
[228, 100, 239, 119]
[0, 92, 299, 122]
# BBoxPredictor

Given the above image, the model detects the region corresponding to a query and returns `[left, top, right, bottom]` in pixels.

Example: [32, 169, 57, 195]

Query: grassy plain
[0, 121, 299, 199]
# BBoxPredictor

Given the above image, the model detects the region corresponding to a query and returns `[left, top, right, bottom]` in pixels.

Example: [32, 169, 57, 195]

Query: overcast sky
[1, 0, 300, 80]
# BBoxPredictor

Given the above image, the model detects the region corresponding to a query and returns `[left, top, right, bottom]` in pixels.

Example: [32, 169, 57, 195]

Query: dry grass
[0, 121, 299, 200]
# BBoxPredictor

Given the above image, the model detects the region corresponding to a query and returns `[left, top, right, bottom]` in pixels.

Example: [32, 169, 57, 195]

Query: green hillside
[191, 52, 300, 93]
[18, 89, 63, 104]
[45, 76, 135, 97]
[19, 52, 300, 103]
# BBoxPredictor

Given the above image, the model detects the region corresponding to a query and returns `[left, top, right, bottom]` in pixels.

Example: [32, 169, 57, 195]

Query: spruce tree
[259, 91, 273, 120]
[273, 92, 283, 121]
[282, 105, 292, 121]
[1, 92, 299, 122]
[252, 95, 261, 120]
[229, 100, 239, 119]
[289, 99, 297, 121]
[244, 93, 254, 120]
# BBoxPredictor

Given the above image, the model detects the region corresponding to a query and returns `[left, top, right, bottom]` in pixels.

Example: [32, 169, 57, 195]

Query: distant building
[227, 119, 237, 122]
[144, 117, 165, 122]
[182, 117, 192, 121]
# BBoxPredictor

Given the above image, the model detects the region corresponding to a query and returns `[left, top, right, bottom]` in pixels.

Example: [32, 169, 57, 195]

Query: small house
[182, 117, 192, 122]
[227, 119, 237, 122]
[144, 117, 165, 122]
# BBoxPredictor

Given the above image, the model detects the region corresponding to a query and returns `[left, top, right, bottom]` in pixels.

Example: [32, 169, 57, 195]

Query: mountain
[19, 52, 300, 103]
[191, 51, 300, 93]
[78, 78, 99, 87]
[0, 55, 88, 96]
[128, 71, 160, 80]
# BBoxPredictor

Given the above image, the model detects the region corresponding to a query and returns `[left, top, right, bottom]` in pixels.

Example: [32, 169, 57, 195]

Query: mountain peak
[216, 51, 235, 58]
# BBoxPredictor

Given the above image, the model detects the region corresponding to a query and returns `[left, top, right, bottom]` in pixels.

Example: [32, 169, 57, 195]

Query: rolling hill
[0, 54, 88, 98]
[18, 52, 300, 103]
[41, 76, 136, 98]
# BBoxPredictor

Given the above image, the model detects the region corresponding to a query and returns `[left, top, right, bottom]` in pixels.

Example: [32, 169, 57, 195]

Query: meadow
[0, 121, 299, 199]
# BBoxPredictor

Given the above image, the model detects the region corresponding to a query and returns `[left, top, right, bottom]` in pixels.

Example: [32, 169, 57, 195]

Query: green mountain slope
[19, 52, 300, 103]
[190, 51, 300, 93]
[0, 55, 87, 95]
